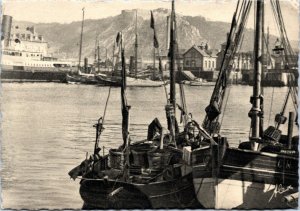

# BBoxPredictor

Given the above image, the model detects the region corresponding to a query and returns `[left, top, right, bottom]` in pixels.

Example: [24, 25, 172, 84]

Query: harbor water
[1, 83, 297, 209]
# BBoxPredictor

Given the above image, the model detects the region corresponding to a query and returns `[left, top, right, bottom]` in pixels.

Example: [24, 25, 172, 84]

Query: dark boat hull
[94, 75, 121, 87]
[80, 173, 201, 209]
[192, 146, 298, 209]
[1, 69, 67, 82]
[66, 74, 99, 85]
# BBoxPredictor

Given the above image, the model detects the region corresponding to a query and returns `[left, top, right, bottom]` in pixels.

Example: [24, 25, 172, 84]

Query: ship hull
[66, 74, 99, 85]
[80, 173, 200, 209]
[193, 177, 296, 209]
[95, 75, 165, 87]
[94, 75, 121, 86]
[1, 69, 67, 82]
[192, 146, 298, 209]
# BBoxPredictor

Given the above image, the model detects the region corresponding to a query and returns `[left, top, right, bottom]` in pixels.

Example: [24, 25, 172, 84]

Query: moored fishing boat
[188, 0, 299, 209]
[94, 10, 165, 88]
[182, 79, 215, 86]
[68, 2, 202, 209]
[66, 8, 101, 85]
[66, 72, 99, 85]
[95, 74, 165, 87]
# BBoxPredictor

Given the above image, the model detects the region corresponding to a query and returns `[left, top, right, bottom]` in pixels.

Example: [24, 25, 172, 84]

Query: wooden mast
[120, 34, 131, 180]
[94, 34, 98, 68]
[134, 9, 138, 79]
[166, 16, 170, 52]
[169, 0, 176, 113]
[153, 47, 156, 79]
[97, 40, 100, 72]
[105, 48, 107, 69]
[78, 7, 85, 73]
[249, 0, 264, 151]
[120, 33, 130, 149]
[165, 0, 178, 145]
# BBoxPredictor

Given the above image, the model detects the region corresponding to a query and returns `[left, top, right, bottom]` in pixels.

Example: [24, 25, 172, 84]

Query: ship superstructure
[1, 15, 72, 71]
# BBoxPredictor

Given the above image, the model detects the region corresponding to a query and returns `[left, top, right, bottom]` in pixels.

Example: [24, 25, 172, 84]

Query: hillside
[13, 8, 297, 60]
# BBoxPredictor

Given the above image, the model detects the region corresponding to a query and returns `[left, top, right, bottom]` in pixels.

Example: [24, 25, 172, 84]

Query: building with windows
[9, 24, 48, 58]
[183, 43, 218, 72]
[216, 41, 252, 72]
[1, 15, 72, 72]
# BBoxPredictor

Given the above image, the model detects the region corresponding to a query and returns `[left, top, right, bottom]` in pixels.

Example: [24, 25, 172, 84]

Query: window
[191, 60, 195, 67]
[205, 61, 207, 68]
[212, 61, 214, 68]
[209, 61, 211, 68]
[185, 60, 189, 66]
[243, 63, 246, 69]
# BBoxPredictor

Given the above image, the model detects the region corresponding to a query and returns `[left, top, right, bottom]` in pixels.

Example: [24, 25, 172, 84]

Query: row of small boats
[68, 0, 298, 209]
[66, 71, 166, 87]
[66, 71, 214, 87]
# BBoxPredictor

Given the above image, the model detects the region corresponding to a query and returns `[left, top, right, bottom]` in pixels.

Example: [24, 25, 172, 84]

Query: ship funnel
[1, 15, 13, 47]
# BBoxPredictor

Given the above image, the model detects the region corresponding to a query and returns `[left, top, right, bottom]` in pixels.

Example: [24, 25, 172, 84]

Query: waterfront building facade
[183, 43, 218, 72]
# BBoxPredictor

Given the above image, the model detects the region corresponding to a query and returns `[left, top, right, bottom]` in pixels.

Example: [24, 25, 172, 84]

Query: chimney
[205, 43, 209, 50]
[1, 15, 13, 47]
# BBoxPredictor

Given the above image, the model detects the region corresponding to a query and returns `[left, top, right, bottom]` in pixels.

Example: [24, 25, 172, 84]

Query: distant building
[216, 40, 252, 83]
[269, 39, 298, 69]
[183, 43, 218, 72]
[154, 48, 186, 73]
[216, 41, 252, 72]
[1, 15, 72, 72]
[8, 24, 48, 57]
[240, 39, 298, 86]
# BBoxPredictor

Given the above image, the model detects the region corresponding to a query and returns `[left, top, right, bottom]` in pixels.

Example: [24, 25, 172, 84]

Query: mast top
[135, 9, 138, 36]
[172, 0, 175, 12]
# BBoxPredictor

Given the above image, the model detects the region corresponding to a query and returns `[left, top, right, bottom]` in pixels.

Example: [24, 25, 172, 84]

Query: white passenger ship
[1, 15, 73, 74]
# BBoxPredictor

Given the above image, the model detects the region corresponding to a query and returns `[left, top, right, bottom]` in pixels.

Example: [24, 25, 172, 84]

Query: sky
[2, 0, 299, 40]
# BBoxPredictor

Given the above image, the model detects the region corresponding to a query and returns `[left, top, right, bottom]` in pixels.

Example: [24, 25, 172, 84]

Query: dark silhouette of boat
[188, 0, 299, 209]
[66, 72, 99, 85]
[69, 2, 202, 209]
[95, 74, 166, 87]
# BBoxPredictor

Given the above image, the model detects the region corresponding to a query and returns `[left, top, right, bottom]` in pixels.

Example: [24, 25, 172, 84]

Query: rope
[270, 0, 298, 126]
[268, 87, 275, 125]
[175, 38, 188, 127]
[99, 40, 119, 132]
[219, 80, 232, 132]
[203, 0, 252, 134]
[156, 50, 169, 102]
[102, 86, 112, 126]
[93, 37, 121, 155]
